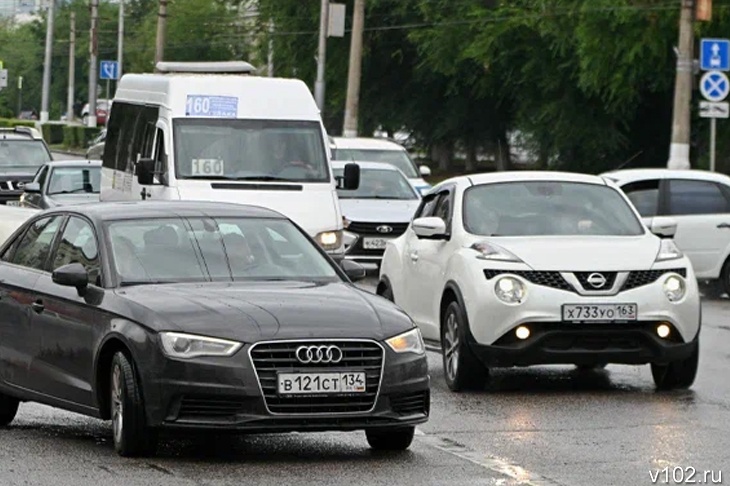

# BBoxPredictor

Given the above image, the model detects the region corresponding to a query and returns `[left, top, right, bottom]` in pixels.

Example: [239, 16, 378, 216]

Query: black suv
[0, 127, 53, 205]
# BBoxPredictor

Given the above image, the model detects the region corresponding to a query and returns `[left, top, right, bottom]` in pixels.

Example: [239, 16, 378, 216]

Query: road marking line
[415, 429, 564, 486]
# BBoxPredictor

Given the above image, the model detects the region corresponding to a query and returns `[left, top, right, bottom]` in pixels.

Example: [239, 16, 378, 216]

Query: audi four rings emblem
[295, 345, 343, 364]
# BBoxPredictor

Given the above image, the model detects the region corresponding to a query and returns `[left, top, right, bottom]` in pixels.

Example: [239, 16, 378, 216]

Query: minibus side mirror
[136, 158, 156, 185]
[341, 163, 360, 190]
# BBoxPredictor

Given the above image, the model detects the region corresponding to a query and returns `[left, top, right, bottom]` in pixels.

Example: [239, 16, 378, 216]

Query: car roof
[0, 126, 44, 140]
[602, 168, 730, 185]
[331, 137, 406, 151]
[445, 171, 609, 188]
[39, 201, 288, 222]
[45, 159, 101, 168]
[331, 160, 403, 171]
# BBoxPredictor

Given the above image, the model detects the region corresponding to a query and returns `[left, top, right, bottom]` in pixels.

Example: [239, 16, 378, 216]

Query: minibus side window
[116, 103, 142, 174]
[103, 103, 124, 171]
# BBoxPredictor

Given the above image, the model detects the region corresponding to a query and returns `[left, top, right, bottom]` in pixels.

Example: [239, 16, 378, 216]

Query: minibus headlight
[316, 230, 343, 251]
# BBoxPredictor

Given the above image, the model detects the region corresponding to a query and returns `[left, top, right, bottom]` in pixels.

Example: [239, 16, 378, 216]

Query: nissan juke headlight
[495, 276, 525, 304]
[662, 275, 686, 302]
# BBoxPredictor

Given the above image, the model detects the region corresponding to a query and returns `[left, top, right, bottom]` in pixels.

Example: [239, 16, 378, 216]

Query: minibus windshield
[173, 119, 329, 183]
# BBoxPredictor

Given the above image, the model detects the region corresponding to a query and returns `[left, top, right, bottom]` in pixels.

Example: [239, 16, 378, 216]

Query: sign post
[699, 39, 730, 171]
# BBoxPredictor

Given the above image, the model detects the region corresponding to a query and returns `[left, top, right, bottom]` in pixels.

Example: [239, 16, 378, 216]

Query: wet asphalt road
[1, 276, 728, 486]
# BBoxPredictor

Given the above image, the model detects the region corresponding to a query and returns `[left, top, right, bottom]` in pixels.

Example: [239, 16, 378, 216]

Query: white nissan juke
[377, 172, 701, 391]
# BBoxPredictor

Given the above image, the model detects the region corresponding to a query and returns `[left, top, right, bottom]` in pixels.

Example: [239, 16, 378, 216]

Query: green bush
[62, 125, 77, 148]
[40, 123, 64, 144]
[74, 126, 101, 148]
[0, 118, 37, 128]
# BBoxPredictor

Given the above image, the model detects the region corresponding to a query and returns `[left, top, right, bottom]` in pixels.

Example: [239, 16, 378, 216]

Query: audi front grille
[249, 340, 384, 415]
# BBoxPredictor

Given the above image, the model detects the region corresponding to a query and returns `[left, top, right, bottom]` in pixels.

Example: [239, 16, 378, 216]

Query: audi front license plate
[277, 372, 367, 395]
[562, 303, 638, 322]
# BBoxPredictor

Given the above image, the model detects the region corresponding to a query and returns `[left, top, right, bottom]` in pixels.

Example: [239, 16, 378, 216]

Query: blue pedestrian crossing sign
[99, 60, 119, 80]
[701, 39, 730, 71]
[700, 71, 730, 102]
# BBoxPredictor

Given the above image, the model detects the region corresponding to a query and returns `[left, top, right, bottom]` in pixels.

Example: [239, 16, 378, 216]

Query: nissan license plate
[562, 304, 637, 322]
[363, 237, 390, 250]
[277, 372, 366, 395]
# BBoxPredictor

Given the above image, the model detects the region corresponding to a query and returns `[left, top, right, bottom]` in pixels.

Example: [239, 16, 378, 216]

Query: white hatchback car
[330, 137, 432, 195]
[603, 169, 730, 296]
[378, 172, 701, 391]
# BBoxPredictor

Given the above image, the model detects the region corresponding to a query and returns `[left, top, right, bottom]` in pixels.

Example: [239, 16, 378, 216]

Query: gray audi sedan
[0, 201, 429, 457]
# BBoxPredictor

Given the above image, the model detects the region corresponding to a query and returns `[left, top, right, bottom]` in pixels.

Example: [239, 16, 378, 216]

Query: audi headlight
[315, 230, 343, 251]
[159, 332, 243, 359]
[385, 328, 425, 354]
[655, 239, 683, 262]
[495, 276, 526, 304]
[663, 275, 686, 302]
[470, 241, 523, 262]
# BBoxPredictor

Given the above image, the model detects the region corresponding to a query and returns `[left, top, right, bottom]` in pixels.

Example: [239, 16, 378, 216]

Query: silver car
[20, 160, 101, 209]
[334, 160, 421, 268]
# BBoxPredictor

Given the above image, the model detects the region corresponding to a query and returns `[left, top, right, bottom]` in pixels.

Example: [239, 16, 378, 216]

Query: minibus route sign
[186, 95, 238, 118]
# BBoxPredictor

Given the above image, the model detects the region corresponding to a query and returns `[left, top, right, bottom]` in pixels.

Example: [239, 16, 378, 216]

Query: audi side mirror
[340, 259, 367, 282]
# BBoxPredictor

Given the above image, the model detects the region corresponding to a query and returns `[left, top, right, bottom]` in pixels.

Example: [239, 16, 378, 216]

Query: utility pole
[117, 0, 124, 80]
[67, 12, 75, 123]
[315, 0, 329, 112]
[17, 76, 23, 116]
[267, 21, 274, 77]
[342, 0, 364, 137]
[667, 0, 696, 170]
[155, 0, 168, 69]
[40, 0, 55, 124]
[88, 0, 99, 128]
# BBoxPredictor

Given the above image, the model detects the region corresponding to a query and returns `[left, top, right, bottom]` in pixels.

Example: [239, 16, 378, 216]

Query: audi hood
[115, 281, 413, 342]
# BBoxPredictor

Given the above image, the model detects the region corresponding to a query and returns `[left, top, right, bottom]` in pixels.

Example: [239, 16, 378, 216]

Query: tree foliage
[1, 0, 730, 173]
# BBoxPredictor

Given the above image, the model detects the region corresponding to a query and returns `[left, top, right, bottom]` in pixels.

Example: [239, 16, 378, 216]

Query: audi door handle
[717, 223, 730, 229]
[31, 300, 44, 314]
[409, 252, 419, 262]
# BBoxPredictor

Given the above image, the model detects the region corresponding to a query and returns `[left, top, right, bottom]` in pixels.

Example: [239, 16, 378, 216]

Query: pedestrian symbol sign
[700, 71, 730, 102]
[701, 39, 730, 71]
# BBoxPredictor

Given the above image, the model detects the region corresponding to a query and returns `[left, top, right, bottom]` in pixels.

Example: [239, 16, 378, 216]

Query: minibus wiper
[234, 176, 294, 182]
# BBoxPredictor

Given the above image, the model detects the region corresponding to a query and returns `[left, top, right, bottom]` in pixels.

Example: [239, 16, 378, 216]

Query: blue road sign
[99, 60, 119, 80]
[700, 71, 730, 102]
[701, 38, 730, 71]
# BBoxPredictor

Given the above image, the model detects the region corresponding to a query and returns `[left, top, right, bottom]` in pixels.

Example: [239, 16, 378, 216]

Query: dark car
[0, 201, 429, 457]
[0, 127, 54, 206]
[20, 159, 101, 209]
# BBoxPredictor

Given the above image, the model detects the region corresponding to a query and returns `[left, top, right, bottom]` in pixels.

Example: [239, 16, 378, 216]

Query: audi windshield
[108, 216, 339, 285]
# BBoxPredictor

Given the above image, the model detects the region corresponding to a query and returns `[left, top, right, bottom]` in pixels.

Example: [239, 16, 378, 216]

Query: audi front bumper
[139, 340, 430, 433]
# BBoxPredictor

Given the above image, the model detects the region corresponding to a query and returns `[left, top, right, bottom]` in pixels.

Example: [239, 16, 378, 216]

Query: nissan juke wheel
[441, 301, 488, 392]
[366, 426, 415, 451]
[111, 352, 157, 457]
[651, 340, 699, 390]
[0, 393, 19, 426]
